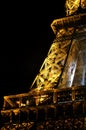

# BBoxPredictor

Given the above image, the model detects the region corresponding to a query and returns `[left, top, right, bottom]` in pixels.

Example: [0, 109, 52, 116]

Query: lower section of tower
[1, 86, 86, 129]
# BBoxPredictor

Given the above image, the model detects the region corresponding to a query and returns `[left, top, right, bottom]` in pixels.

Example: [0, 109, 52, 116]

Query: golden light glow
[65, 0, 80, 15]
[65, 0, 86, 16]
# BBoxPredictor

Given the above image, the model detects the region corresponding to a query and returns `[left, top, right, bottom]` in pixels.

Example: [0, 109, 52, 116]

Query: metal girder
[1, 1, 86, 129]
[30, 39, 72, 91]
[51, 13, 86, 35]
[2, 13, 86, 111]
[30, 13, 86, 93]
[1, 86, 86, 129]
[65, 0, 86, 16]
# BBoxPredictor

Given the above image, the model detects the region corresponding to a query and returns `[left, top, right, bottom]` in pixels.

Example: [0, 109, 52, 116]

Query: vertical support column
[10, 110, 13, 124]
[19, 97, 22, 108]
[72, 87, 75, 101]
[3, 99, 6, 110]
[35, 96, 39, 106]
[53, 90, 57, 104]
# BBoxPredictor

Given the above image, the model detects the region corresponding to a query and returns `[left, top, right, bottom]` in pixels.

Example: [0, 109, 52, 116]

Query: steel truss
[1, 11, 86, 130]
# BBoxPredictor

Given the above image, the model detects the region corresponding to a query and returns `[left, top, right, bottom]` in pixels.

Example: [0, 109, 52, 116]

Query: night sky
[0, 1, 66, 97]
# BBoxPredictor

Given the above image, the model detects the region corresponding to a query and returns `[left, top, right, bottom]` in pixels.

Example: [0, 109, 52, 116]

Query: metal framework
[1, 86, 86, 129]
[65, 0, 86, 16]
[1, 1, 86, 129]
[30, 13, 86, 93]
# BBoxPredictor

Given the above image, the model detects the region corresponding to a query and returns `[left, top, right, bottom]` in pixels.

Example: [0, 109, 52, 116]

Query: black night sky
[0, 1, 66, 98]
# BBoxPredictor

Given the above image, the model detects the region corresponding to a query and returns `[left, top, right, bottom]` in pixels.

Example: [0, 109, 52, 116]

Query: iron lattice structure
[1, 86, 86, 129]
[1, 1, 86, 129]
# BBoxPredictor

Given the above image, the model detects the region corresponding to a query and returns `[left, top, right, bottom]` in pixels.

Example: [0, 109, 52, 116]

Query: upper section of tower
[65, 0, 86, 16]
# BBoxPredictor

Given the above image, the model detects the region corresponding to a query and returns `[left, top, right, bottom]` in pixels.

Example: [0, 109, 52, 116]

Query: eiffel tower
[1, 0, 86, 129]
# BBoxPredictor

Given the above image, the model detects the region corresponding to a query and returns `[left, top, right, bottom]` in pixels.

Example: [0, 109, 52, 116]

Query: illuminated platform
[1, 86, 86, 129]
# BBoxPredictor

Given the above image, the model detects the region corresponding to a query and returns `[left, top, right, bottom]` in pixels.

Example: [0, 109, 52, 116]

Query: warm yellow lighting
[65, 0, 86, 16]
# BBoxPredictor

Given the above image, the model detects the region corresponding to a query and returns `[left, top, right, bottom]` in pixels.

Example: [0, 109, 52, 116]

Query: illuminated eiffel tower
[1, 0, 86, 129]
